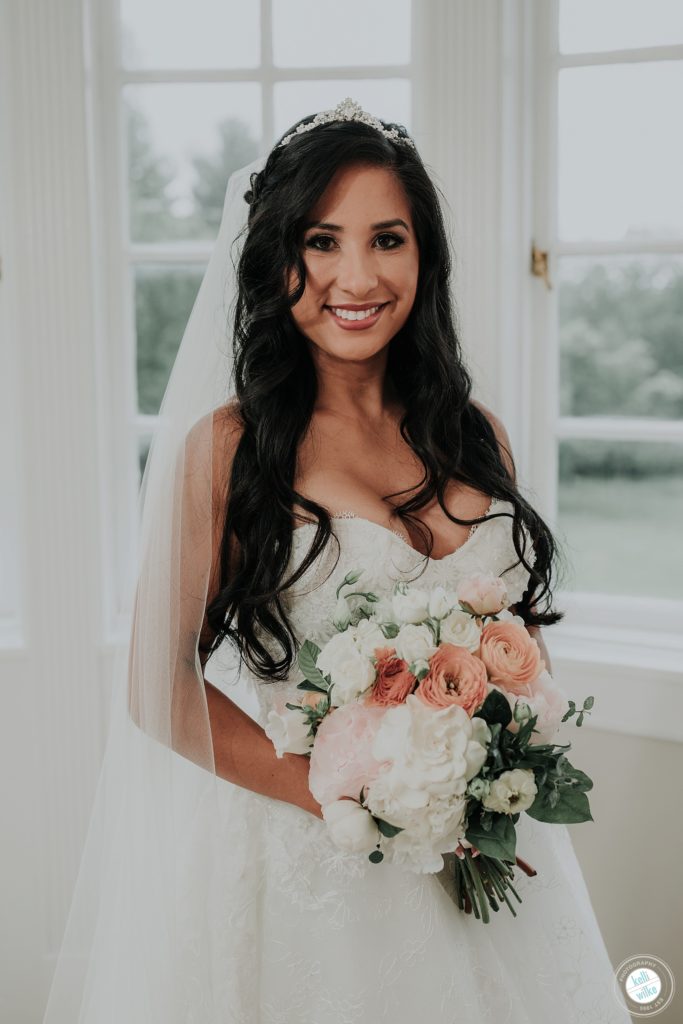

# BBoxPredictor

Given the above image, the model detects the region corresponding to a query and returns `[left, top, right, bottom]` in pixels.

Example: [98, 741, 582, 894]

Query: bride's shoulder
[469, 397, 516, 483]
[184, 399, 245, 494]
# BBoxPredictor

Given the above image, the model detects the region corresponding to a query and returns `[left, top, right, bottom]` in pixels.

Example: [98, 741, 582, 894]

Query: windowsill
[546, 608, 683, 744]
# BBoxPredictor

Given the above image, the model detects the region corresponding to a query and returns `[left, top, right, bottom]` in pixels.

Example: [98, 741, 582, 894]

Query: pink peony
[308, 702, 387, 806]
[479, 621, 544, 695]
[415, 643, 488, 717]
[366, 645, 416, 707]
[457, 572, 509, 616]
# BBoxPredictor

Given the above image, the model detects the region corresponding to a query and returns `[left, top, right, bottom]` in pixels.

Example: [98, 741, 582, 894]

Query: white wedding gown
[190, 497, 632, 1023]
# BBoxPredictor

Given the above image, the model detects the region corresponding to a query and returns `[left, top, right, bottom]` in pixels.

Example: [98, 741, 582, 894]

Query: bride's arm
[471, 399, 553, 676]
[198, 404, 324, 818]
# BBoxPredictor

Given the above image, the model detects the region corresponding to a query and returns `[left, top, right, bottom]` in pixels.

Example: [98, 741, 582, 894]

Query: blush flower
[456, 572, 509, 616]
[308, 701, 386, 806]
[415, 643, 488, 717]
[366, 646, 416, 707]
[479, 620, 544, 695]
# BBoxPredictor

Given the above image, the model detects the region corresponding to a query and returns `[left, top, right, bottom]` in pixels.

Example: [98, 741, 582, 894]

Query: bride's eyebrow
[304, 218, 410, 232]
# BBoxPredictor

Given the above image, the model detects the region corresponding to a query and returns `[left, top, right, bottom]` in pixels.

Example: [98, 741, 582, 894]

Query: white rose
[393, 623, 438, 664]
[353, 617, 389, 658]
[428, 585, 453, 620]
[322, 799, 380, 854]
[317, 631, 375, 706]
[440, 608, 482, 652]
[482, 768, 537, 814]
[369, 595, 396, 625]
[392, 586, 430, 624]
[264, 704, 313, 758]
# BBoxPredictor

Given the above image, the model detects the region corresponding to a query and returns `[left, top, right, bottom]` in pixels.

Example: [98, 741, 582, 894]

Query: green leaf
[296, 679, 329, 694]
[376, 818, 404, 838]
[297, 640, 328, 689]
[465, 813, 517, 861]
[474, 689, 513, 729]
[583, 695, 595, 710]
[369, 849, 384, 863]
[526, 785, 593, 824]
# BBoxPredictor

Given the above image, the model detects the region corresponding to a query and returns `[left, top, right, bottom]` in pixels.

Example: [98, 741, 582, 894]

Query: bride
[43, 99, 632, 1022]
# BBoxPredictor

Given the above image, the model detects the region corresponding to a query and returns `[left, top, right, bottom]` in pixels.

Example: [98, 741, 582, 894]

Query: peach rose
[415, 643, 488, 717]
[479, 621, 544, 695]
[457, 572, 509, 617]
[365, 646, 416, 707]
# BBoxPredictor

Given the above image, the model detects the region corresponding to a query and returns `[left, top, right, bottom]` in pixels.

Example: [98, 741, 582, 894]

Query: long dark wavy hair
[200, 111, 567, 680]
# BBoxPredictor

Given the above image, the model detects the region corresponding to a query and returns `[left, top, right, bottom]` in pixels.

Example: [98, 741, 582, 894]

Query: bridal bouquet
[265, 568, 595, 923]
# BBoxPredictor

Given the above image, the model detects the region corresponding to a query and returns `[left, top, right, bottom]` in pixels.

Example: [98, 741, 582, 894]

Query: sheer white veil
[42, 152, 267, 1022]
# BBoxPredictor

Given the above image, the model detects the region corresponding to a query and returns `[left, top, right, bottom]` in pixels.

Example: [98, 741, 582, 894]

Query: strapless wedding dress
[193, 498, 632, 1023]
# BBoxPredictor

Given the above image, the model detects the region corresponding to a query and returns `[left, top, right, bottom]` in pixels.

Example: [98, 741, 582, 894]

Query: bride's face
[288, 162, 419, 360]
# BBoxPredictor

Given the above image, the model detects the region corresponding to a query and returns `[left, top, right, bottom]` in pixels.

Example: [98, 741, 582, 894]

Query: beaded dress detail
[195, 497, 631, 1023]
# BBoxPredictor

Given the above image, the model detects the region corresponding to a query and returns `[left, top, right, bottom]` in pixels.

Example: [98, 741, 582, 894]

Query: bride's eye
[304, 234, 336, 252]
[374, 232, 404, 250]
[304, 232, 405, 252]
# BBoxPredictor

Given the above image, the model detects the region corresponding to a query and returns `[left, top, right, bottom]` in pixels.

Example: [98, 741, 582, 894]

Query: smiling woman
[42, 100, 629, 1024]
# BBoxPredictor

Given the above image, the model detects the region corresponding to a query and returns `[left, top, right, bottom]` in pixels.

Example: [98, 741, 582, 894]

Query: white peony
[322, 799, 380, 854]
[393, 623, 438, 664]
[264, 704, 313, 758]
[317, 631, 376, 706]
[440, 607, 482, 652]
[361, 694, 490, 872]
[482, 768, 537, 814]
[392, 586, 430, 624]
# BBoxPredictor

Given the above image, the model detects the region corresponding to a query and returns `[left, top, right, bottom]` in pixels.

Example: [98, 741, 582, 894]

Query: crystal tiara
[276, 97, 416, 150]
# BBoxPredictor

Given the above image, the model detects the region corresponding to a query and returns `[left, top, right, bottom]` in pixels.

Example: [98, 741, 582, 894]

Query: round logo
[614, 954, 675, 1017]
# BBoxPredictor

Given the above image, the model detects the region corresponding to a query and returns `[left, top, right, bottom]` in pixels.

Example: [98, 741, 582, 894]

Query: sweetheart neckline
[291, 497, 507, 565]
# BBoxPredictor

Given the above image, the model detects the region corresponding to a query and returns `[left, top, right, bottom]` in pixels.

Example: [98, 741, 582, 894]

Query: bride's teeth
[331, 306, 381, 321]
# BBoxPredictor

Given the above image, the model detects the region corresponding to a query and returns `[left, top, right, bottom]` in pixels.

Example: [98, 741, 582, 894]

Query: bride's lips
[324, 302, 389, 331]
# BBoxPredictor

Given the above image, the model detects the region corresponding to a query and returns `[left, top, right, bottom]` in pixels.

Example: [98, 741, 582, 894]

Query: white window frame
[89, 0, 415, 642]
[527, 0, 683, 684]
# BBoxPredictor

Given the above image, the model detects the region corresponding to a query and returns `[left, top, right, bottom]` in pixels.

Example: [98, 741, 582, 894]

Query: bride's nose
[334, 245, 380, 297]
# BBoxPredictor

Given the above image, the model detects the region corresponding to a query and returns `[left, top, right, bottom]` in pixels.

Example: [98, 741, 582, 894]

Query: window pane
[558, 63, 683, 242]
[120, 0, 259, 69]
[559, 255, 683, 419]
[558, 439, 683, 598]
[560, 0, 683, 54]
[125, 85, 261, 242]
[272, 0, 411, 67]
[135, 265, 205, 414]
[274, 80, 411, 141]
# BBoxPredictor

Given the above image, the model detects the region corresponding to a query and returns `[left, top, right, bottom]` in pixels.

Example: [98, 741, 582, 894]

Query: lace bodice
[247, 497, 536, 725]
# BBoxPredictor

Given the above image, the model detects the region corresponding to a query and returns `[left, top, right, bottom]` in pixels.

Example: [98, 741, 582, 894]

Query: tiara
[276, 97, 416, 150]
